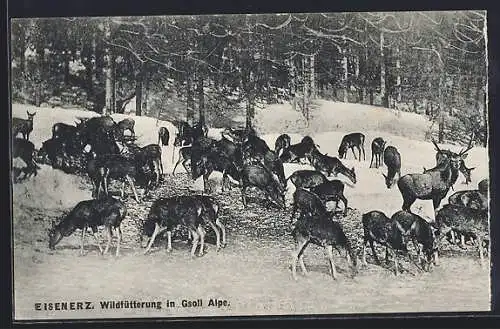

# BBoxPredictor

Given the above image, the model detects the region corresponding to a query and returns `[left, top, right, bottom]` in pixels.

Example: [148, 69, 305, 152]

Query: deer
[369, 137, 386, 168]
[12, 111, 36, 141]
[382, 146, 401, 189]
[397, 140, 473, 215]
[433, 133, 475, 185]
[338, 133, 365, 162]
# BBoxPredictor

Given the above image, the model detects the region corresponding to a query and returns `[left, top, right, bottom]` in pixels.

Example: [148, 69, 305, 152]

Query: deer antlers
[431, 139, 442, 153]
[458, 132, 475, 156]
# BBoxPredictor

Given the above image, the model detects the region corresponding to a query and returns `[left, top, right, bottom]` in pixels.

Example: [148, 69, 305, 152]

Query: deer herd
[12, 109, 489, 281]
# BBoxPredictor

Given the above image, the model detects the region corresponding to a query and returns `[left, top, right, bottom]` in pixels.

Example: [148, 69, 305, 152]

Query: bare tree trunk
[380, 31, 388, 108]
[302, 56, 308, 119]
[310, 54, 316, 99]
[18, 23, 27, 98]
[438, 75, 445, 143]
[395, 45, 401, 107]
[135, 65, 143, 117]
[34, 44, 44, 107]
[186, 74, 195, 124]
[288, 59, 297, 110]
[197, 74, 205, 125]
[142, 71, 149, 116]
[342, 46, 348, 103]
[104, 20, 114, 115]
[413, 99, 418, 113]
[354, 54, 361, 102]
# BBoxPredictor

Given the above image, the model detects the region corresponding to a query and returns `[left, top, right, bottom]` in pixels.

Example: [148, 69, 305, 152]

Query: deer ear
[470, 167, 476, 171]
[461, 153, 468, 160]
[382, 173, 387, 179]
[352, 167, 355, 173]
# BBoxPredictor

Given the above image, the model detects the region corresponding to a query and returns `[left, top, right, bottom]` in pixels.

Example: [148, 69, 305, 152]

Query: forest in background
[10, 11, 487, 145]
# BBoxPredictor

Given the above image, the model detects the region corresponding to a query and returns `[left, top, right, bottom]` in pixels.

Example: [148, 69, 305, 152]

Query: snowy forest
[10, 11, 488, 145]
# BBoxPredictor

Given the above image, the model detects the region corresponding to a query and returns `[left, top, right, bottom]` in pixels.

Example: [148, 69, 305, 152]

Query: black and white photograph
[9, 10, 491, 321]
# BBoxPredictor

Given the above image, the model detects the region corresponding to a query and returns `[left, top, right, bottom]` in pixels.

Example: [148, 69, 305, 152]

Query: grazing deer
[338, 133, 365, 161]
[12, 111, 36, 141]
[397, 140, 472, 214]
[369, 137, 386, 168]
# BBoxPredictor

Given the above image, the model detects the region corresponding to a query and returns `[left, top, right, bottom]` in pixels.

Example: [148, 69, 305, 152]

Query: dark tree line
[10, 11, 487, 145]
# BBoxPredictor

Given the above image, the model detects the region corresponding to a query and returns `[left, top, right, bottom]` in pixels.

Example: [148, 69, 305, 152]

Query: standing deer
[434, 134, 475, 185]
[338, 133, 365, 161]
[12, 111, 36, 141]
[369, 137, 386, 168]
[397, 140, 472, 214]
[382, 146, 401, 189]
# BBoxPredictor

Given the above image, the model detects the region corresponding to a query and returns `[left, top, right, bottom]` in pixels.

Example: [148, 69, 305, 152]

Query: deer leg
[80, 226, 87, 256]
[90, 228, 103, 254]
[120, 181, 125, 199]
[351, 147, 357, 160]
[340, 194, 348, 216]
[126, 175, 141, 203]
[241, 184, 247, 208]
[216, 218, 227, 248]
[203, 174, 209, 194]
[325, 245, 338, 280]
[291, 235, 309, 280]
[478, 238, 484, 268]
[290, 204, 297, 223]
[208, 221, 221, 251]
[144, 223, 161, 254]
[115, 225, 122, 257]
[393, 250, 399, 276]
[370, 153, 375, 168]
[197, 226, 206, 257]
[460, 234, 466, 249]
[221, 172, 227, 192]
[189, 229, 200, 257]
[369, 239, 381, 264]
[166, 231, 172, 252]
[172, 156, 183, 174]
[104, 225, 112, 255]
[361, 237, 369, 267]
[362, 145, 366, 161]
[103, 176, 109, 197]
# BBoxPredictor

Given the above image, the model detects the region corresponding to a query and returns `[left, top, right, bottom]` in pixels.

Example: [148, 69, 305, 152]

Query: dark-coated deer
[434, 134, 475, 185]
[338, 133, 365, 161]
[117, 118, 135, 138]
[12, 138, 40, 181]
[369, 137, 386, 168]
[48, 196, 127, 256]
[158, 127, 170, 146]
[12, 111, 36, 141]
[291, 212, 357, 281]
[307, 148, 357, 184]
[274, 134, 291, 157]
[397, 140, 472, 214]
[382, 146, 401, 189]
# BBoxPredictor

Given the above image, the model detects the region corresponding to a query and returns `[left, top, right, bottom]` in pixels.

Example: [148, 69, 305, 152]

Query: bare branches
[255, 14, 292, 30]
[412, 46, 444, 66]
